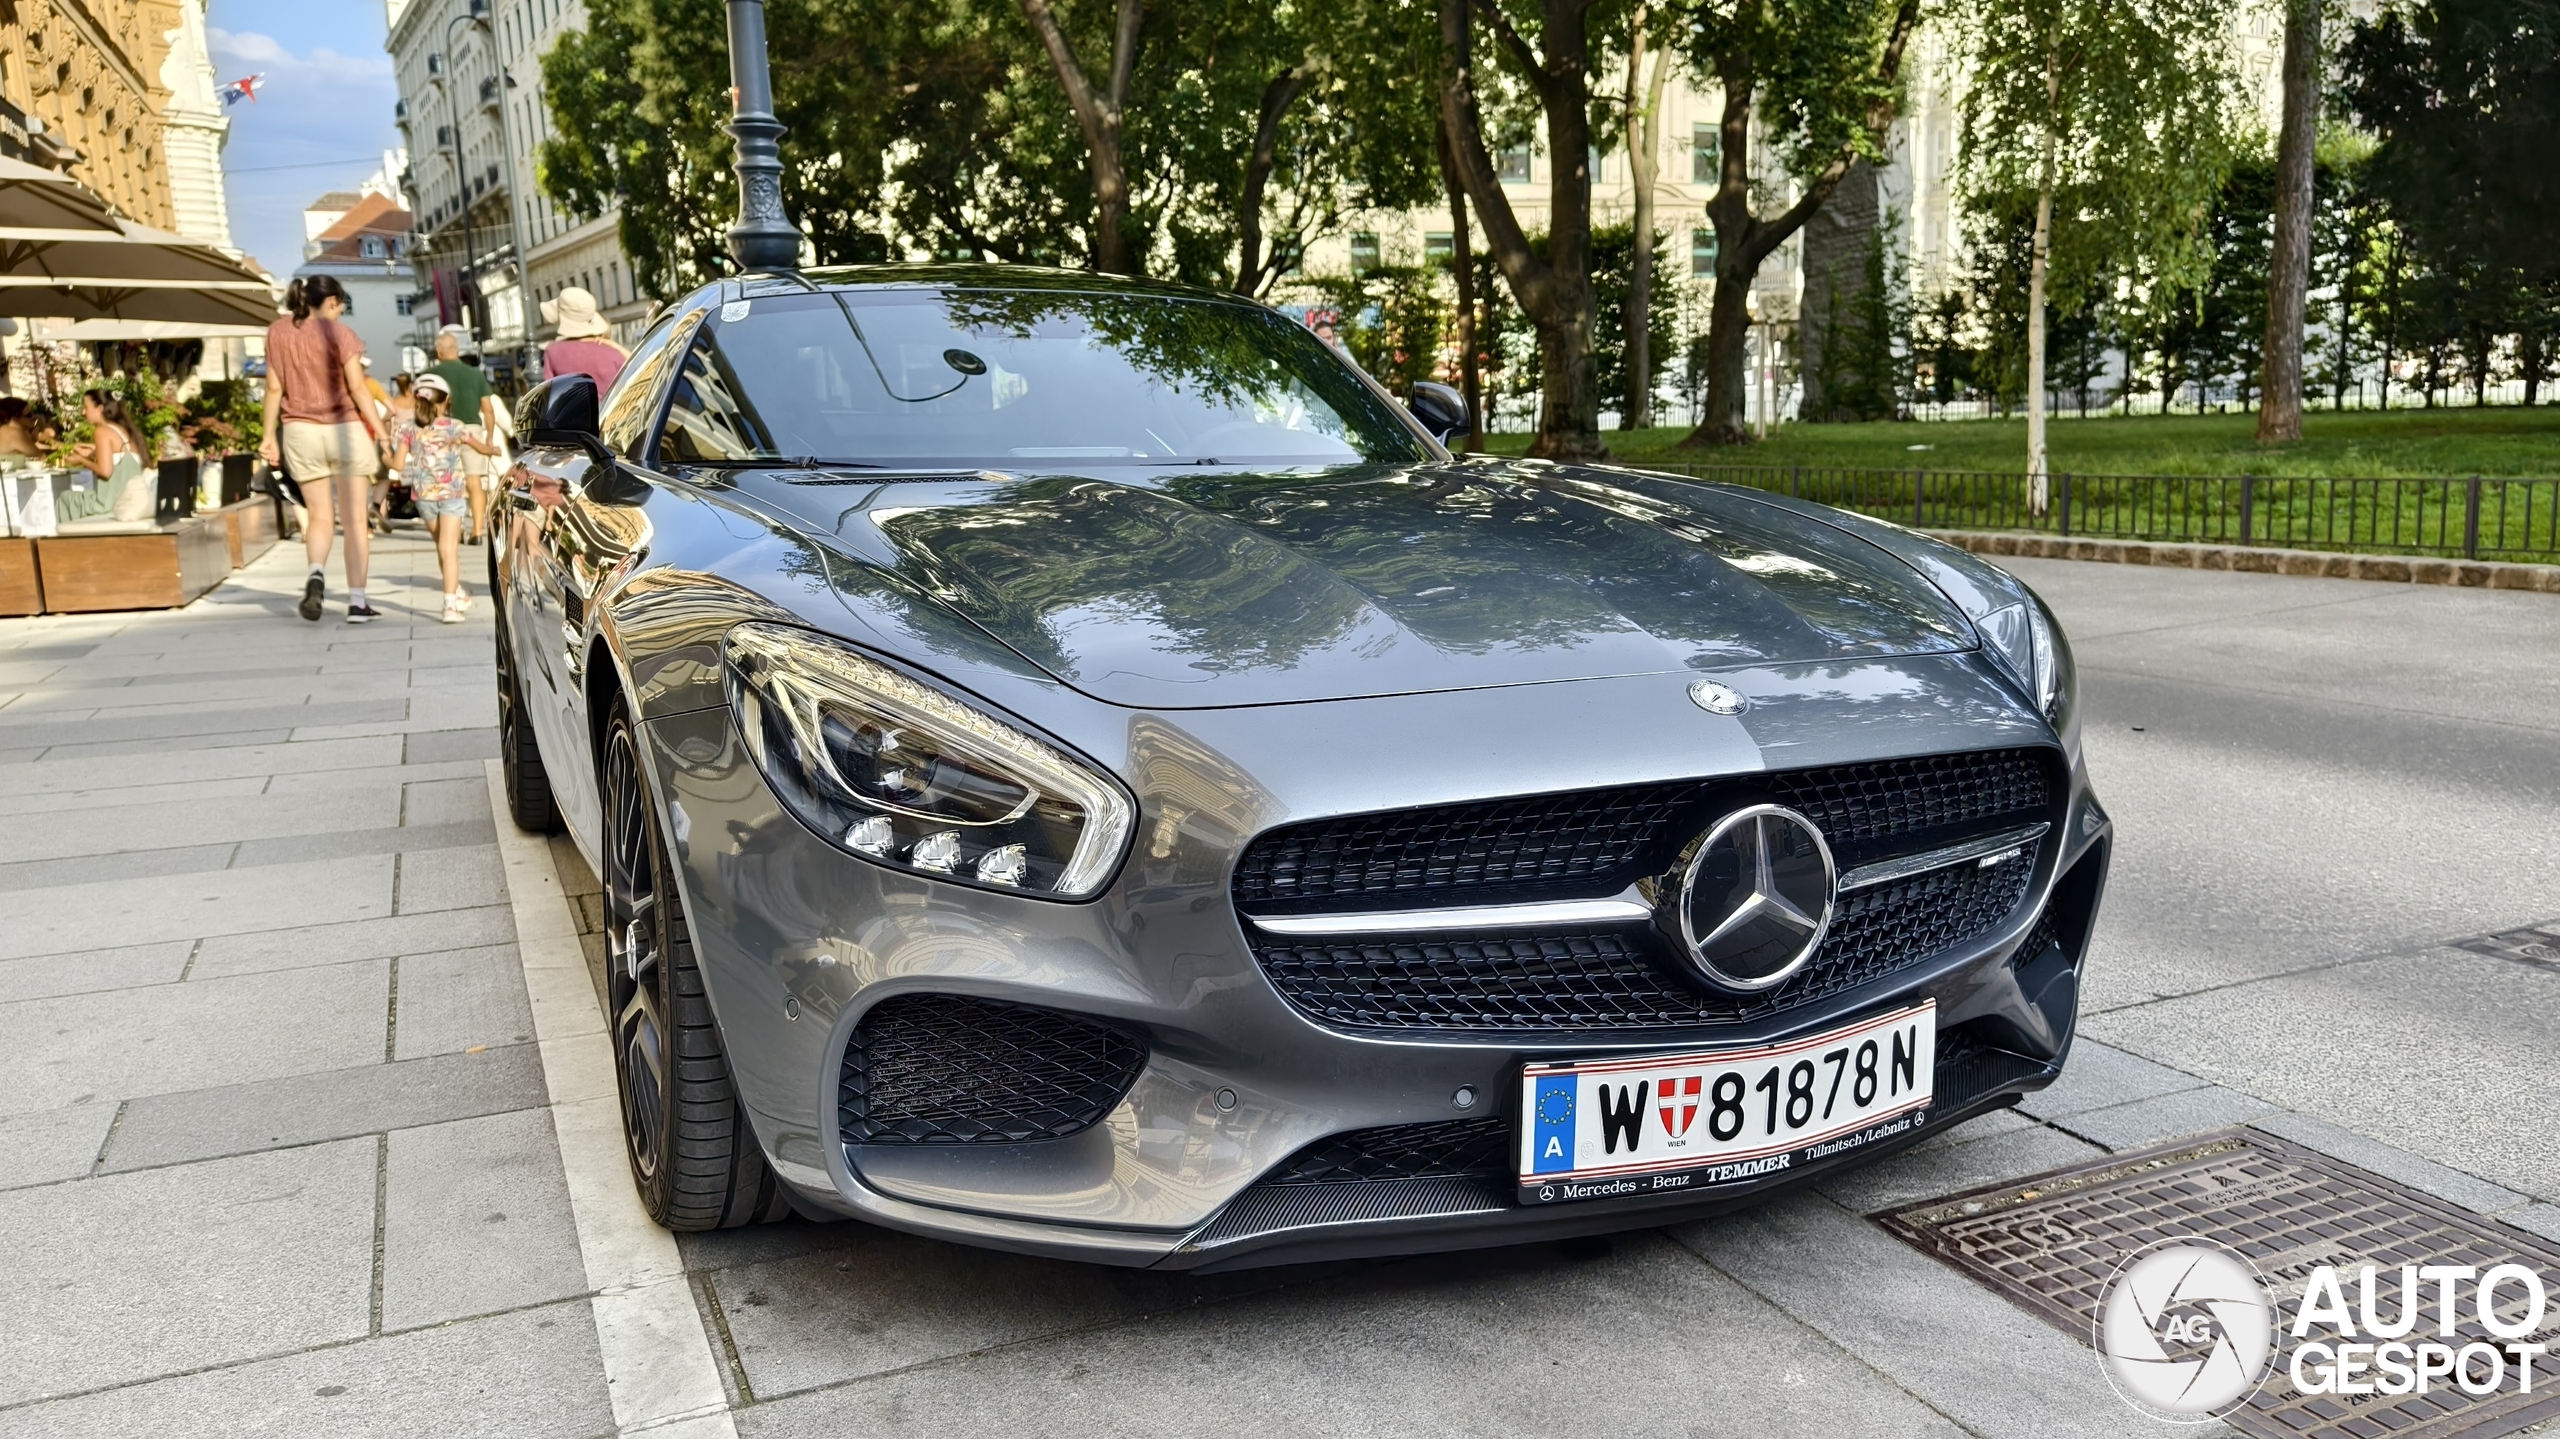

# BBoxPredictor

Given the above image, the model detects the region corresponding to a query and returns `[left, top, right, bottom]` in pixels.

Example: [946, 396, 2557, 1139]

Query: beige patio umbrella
[0, 218, 278, 327]
[0, 156, 121, 234]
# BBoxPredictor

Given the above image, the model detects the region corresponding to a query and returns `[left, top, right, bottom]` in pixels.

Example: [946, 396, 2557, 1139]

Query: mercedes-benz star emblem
[1674, 804, 1836, 990]
[1687, 679, 1748, 715]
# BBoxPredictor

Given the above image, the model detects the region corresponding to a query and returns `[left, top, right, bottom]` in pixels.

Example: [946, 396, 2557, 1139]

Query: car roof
[729, 262, 1250, 306]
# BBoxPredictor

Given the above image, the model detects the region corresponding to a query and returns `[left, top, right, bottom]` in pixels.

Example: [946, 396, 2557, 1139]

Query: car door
[504, 307, 702, 854]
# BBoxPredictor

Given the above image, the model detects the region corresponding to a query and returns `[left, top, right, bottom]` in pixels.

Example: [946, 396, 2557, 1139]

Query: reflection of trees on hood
[876, 474, 1377, 675]
[934, 290, 1408, 440]
[871, 466, 1964, 677]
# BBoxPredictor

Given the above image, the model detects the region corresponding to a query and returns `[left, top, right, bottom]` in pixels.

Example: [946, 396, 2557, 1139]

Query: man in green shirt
[426, 325, 501, 543]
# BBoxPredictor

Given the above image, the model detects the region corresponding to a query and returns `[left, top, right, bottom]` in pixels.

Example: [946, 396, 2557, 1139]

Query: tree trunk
[1621, 9, 1667, 430]
[1798, 159, 1881, 422]
[2025, 51, 2056, 516]
[1434, 0, 1606, 461]
[2257, 0, 2318, 441]
[1679, 0, 1923, 447]
[1436, 117, 1485, 451]
[1699, 260, 1753, 439]
[1234, 66, 1311, 295]
[1019, 0, 1145, 275]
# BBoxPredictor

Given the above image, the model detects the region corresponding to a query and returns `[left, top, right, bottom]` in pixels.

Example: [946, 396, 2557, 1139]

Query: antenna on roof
[723, 1, 802, 273]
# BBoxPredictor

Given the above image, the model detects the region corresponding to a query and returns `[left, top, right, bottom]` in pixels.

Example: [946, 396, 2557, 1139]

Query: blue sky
[205, 1, 403, 279]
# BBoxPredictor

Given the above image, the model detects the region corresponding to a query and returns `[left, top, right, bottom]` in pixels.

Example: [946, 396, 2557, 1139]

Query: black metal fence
[1631, 463, 2560, 564]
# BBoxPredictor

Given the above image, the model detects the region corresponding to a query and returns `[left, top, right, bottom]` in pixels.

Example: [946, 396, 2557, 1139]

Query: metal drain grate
[2456, 927, 2560, 970]
[1879, 1129, 2560, 1439]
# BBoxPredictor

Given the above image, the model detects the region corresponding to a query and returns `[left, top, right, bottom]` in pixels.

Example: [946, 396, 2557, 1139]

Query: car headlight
[724, 623, 1133, 898]
[1977, 598, 2061, 720]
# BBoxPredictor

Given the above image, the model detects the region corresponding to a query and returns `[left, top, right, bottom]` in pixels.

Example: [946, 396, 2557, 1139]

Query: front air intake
[838, 994, 1147, 1145]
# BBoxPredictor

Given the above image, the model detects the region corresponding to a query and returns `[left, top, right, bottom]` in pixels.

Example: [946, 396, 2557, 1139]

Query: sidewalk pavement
[0, 533, 612, 1436]
[2, 540, 2556, 1438]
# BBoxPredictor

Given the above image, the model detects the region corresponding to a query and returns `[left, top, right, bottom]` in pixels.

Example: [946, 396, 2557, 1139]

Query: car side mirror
[1408, 381, 1470, 445]
[518, 375, 602, 451]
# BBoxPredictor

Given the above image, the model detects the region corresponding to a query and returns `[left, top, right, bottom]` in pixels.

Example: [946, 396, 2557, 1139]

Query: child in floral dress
[393, 373, 504, 623]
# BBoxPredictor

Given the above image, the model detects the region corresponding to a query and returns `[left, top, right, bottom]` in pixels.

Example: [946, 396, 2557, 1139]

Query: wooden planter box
[215, 495, 278, 569]
[35, 508, 235, 613]
[0, 537, 38, 617]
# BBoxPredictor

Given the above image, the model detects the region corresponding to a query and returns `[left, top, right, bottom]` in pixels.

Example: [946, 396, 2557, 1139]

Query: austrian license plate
[1517, 1002, 1935, 1205]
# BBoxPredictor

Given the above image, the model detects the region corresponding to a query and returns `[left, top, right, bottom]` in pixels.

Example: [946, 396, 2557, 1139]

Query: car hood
[776, 460, 1976, 709]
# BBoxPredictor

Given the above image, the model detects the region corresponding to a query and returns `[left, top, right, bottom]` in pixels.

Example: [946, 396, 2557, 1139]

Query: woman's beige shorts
[281, 420, 380, 483]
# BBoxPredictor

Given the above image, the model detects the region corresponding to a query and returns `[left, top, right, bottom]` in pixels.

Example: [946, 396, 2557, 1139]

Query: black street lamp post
[723, 1, 802, 272]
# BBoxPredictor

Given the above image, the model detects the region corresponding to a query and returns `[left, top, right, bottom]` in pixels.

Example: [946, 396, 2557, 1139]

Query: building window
[1424, 231, 1453, 263]
[396, 295, 416, 316]
[339, 295, 358, 316]
[1692, 124, 1720, 185]
[360, 236, 387, 259]
[1496, 146, 1531, 184]
[1691, 226, 1718, 277]
[1348, 232, 1381, 273]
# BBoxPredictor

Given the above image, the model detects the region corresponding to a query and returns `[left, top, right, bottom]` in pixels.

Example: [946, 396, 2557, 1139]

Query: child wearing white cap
[391, 371, 504, 623]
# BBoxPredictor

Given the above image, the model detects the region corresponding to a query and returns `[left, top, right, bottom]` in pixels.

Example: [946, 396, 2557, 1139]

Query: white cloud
[208, 28, 394, 81]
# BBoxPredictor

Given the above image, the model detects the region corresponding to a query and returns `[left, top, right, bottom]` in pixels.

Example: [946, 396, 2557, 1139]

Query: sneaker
[346, 604, 381, 624]
[453, 592, 473, 615]
[440, 595, 465, 625]
[298, 574, 324, 622]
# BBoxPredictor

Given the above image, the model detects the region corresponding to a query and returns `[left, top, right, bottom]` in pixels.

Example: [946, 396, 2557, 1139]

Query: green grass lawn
[1483, 405, 2560, 479]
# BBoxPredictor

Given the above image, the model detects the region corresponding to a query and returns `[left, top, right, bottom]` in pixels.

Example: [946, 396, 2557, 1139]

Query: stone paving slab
[391, 943, 536, 1059]
[0, 1101, 118, 1191]
[101, 1045, 548, 1173]
[0, 1137, 380, 1406]
[0, 735, 403, 798]
[0, 957, 391, 1109]
[732, 1231, 1968, 1438]
[186, 902, 518, 979]
[0, 787, 405, 862]
[1677, 1195, 2207, 1439]
[3, 1300, 613, 1439]
[382, 1109, 589, 1330]
[0, 937, 193, 1003]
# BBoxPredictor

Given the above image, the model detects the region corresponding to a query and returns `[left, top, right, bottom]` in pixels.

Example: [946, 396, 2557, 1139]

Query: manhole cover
[1878, 1129, 2560, 1438]
[2456, 927, 2560, 970]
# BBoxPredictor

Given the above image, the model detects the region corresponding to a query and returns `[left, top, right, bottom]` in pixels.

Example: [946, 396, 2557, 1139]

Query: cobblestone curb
[1929, 529, 2560, 592]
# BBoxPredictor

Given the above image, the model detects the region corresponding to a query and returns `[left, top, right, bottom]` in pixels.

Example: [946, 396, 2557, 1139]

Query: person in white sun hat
[389, 371, 503, 623]
[540, 286, 629, 393]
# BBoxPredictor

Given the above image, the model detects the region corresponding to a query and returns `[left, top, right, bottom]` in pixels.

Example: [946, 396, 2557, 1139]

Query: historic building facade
[387, 0, 650, 382]
[0, 0, 181, 229]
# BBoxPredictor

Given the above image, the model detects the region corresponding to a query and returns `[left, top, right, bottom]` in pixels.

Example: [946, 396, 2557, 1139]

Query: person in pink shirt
[539, 286, 628, 394]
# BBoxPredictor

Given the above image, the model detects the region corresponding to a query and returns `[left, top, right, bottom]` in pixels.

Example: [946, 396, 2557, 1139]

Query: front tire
[493, 575, 560, 834]
[602, 702, 790, 1230]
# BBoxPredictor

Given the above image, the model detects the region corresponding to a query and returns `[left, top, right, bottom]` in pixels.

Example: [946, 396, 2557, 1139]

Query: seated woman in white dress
[54, 389, 152, 522]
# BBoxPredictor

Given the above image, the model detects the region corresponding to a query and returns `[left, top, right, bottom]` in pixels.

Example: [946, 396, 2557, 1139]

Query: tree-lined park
[535, 0, 2560, 479]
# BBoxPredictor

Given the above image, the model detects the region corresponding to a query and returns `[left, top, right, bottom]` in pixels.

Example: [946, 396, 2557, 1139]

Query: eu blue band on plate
[1530, 1074, 1577, 1173]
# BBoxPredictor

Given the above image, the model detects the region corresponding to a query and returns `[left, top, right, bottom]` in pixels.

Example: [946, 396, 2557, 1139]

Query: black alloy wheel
[601, 702, 791, 1230]
[493, 568, 561, 833]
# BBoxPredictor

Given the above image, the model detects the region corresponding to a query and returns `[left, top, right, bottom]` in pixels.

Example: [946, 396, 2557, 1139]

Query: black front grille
[1252, 852, 2036, 1034]
[1765, 750, 2049, 850]
[1233, 782, 1703, 908]
[1266, 1118, 1510, 1185]
[838, 994, 1147, 1144]
[1233, 748, 2049, 911]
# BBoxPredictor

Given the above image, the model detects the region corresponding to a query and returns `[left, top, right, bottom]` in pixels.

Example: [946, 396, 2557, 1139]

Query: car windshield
[656, 287, 1431, 469]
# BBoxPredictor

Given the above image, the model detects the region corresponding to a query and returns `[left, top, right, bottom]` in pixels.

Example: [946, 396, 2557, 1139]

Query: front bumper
[641, 658, 2111, 1270]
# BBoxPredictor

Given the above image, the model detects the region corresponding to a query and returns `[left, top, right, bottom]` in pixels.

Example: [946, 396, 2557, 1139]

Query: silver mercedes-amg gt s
[492, 265, 2108, 1270]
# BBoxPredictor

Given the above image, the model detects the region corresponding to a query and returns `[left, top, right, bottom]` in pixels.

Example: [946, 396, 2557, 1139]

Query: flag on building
[216, 74, 265, 106]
